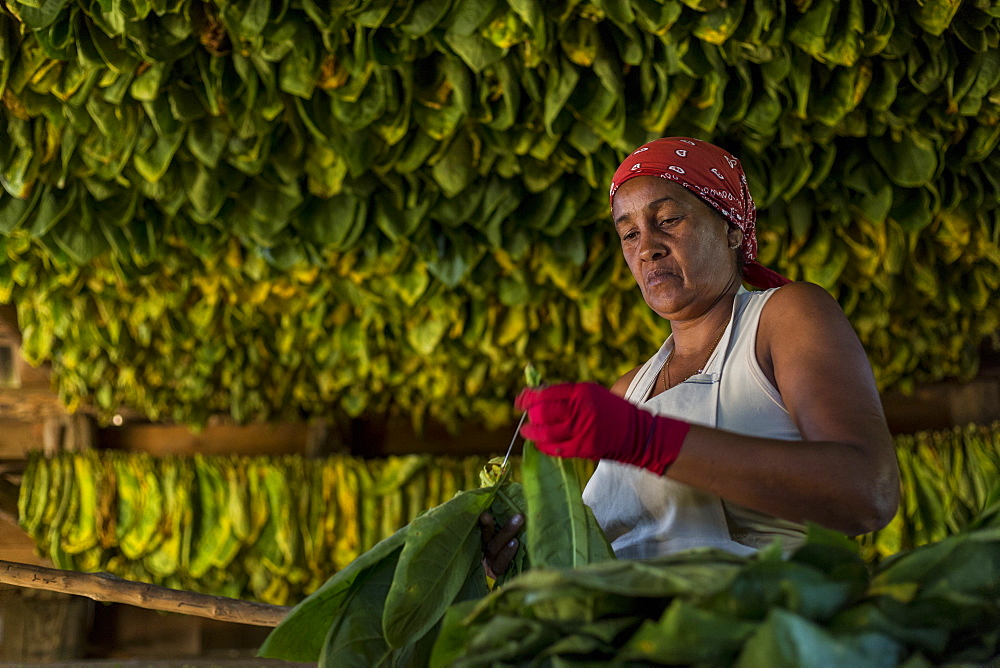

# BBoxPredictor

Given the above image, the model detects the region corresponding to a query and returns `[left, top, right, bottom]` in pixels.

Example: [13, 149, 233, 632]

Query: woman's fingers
[485, 513, 523, 556]
[485, 537, 519, 579]
[479, 512, 524, 579]
[479, 512, 496, 544]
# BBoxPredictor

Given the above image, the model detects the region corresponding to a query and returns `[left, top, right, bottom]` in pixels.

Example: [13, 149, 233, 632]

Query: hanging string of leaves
[17, 449, 514, 605]
[1, 0, 999, 427]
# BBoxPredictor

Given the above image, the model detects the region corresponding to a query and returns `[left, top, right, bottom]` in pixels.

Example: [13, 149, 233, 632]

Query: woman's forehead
[612, 177, 711, 219]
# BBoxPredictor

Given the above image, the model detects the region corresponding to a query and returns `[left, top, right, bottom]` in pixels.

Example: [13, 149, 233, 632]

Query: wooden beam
[0, 387, 71, 422]
[0, 560, 291, 627]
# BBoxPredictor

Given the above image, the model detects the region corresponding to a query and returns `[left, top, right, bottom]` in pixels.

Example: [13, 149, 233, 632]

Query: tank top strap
[624, 336, 673, 404]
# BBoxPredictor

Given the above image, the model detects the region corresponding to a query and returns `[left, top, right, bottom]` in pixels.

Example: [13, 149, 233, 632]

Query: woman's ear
[727, 226, 744, 250]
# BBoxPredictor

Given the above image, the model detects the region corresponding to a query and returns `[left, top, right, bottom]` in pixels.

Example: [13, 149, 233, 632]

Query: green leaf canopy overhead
[1, 0, 999, 429]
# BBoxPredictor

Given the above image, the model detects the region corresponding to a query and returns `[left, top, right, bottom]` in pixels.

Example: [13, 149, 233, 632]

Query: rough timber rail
[0, 559, 291, 627]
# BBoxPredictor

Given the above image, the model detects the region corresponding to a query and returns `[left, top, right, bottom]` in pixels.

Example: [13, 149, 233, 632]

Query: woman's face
[612, 176, 742, 321]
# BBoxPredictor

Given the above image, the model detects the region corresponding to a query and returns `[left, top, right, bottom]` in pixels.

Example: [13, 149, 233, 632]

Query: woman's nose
[638, 233, 667, 262]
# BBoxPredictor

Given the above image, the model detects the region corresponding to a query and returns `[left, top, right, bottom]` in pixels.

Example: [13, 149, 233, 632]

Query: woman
[482, 138, 899, 573]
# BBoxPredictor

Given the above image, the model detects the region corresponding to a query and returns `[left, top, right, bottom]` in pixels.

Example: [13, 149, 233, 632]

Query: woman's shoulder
[756, 281, 856, 356]
[758, 281, 846, 324]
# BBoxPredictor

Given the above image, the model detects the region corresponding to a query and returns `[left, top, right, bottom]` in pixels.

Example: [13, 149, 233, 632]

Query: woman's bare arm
[664, 282, 900, 535]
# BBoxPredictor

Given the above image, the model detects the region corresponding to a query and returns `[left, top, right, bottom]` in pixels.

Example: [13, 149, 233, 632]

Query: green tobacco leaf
[787, 0, 836, 58]
[877, 533, 1000, 600]
[299, 191, 366, 249]
[550, 552, 744, 599]
[912, 0, 963, 36]
[429, 598, 487, 668]
[130, 61, 170, 101]
[331, 70, 388, 132]
[400, 0, 452, 37]
[241, 178, 304, 244]
[498, 275, 529, 306]
[374, 193, 429, 242]
[709, 553, 857, 623]
[444, 31, 505, 72]
[542, 55, 579, 133]
[431, 131, 475, 198]
[789, 523, 867, 578]
[186, 117, 230, 168]
[406, 311, 449, 356]
[693, 0, 745, 45]
[134, 130, 185, 183]
[869, 132, 938, 188]
[619, 599, 758, 664]
[831, 603, 950, 655]
[439, 613, 564, 666]
[50, 212, 109, 265]
[584, 504, 615, 562]
[444, 0, 493, 35]
[258, 527, 410, 662]
[421, 230, 479, 288]
[318, 545, 402, 667]
[278, 33, 319, 99]
[592, 0, 636, 29]
[382, 487, 494, 648]
[736, 609, 903, 667]
[11, 0, 70, 30]
[224, 0, 272, 39]
[0, 188, 40, 233]
[522, 442, 602, 570]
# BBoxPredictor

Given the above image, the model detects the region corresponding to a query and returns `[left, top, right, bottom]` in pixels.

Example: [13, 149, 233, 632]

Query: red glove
[515, 382, 691, 475]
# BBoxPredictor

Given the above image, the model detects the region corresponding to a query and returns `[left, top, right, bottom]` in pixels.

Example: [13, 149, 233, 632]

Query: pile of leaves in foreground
[433, 489, 1000, 667]
[260, 481, 999, 667]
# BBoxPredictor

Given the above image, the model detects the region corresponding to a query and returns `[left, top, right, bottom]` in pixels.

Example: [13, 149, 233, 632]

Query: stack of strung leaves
[17, 449, 527, 604]
[859, 421, 1000, 561]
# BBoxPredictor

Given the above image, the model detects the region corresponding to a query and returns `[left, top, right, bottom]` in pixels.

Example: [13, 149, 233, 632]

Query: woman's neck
[668, 279, 740, 357]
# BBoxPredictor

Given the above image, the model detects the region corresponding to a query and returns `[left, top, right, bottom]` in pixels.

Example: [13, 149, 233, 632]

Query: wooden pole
[0, 560, 291, 627]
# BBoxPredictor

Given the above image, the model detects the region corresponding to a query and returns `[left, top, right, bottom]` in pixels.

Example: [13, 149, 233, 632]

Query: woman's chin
[642, 293, 685, 319]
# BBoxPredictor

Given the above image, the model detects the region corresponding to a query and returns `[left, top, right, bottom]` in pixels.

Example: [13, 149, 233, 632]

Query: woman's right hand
[479, 511, 524, 580]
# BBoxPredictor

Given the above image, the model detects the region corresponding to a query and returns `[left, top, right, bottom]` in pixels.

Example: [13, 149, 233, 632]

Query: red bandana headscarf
[609, 137, 790, 290]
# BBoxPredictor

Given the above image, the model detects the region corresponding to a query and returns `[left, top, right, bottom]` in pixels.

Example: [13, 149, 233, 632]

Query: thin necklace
[660, 325, 727, 392]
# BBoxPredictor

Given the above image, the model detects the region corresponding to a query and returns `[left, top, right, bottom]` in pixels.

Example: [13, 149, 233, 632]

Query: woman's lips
[645, 268, 679, 288]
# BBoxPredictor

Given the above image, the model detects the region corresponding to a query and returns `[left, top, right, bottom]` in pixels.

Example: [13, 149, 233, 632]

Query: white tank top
[582, 286, 807, 558]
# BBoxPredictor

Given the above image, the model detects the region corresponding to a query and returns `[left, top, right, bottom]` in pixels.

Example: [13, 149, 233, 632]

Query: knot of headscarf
[609, 137, 790, 290]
